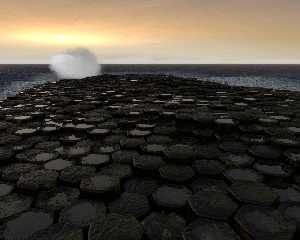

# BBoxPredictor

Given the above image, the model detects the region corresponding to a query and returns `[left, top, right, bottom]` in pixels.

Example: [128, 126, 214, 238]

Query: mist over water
[50, 48, 101, 79]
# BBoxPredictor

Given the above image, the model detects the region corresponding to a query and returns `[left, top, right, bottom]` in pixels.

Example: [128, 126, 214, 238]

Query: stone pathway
[0, 74, 300, 239]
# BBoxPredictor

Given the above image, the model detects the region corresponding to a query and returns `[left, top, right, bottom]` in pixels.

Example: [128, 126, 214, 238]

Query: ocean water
[1, 64, 300, 99]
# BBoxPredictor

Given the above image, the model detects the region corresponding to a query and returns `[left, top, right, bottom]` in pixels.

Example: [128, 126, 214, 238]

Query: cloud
[50, 48, 100, 79]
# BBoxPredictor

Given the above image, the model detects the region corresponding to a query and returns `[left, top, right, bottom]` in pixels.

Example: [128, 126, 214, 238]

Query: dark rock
[219, 153, 254, 167]
[254, 163, 292, 177]
[159, 164, 195, 182]
[229, 182, 278, 206]
[112, 150, 140, 164]
[152, 185, 192, 208]
[192, 160, 225, 176]
[143, 144, 166, 155]
[98, 163, 133, 180]
[36, 187, 80, 211]
[59, 166, 96, 185]
[1, 163, 40, 181]
[44, 159, 73, 171]
[120, 138, 146, 149]
[219, 141, 248, 154]
[60, 200, 106, 227]
[143, 212, 186, 240]
[189, 191, 238, 220]
[109, 192, 150, 218]
[88, 213, 143, 240]
[183, 218, 240, 240]
[0, 194, 33, 221]
[164, 144, 196, 163]
[234, 205, 296, 240]
[80, 175, 120, 195]
[0, 146, 14, 162]
[224, 168, 264, 183]
[133, 154, 165, 171]
[194, 144, 221, 159]
[272, 187, 300, 205]
[249, 145, 282, 160]
[147, 135, 172, 144]
[81, 154, 110, 166]
[123, 177, 159, 196]
[190, 178, 229, 194]
[29, 222, 84, 240]
[0, 183, 14, 197]
[3, 211, 53, 240]
[17, 170, 58, 190]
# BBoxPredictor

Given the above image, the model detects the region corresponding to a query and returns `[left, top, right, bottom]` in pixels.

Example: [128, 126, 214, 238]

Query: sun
[56, 35, 66, 42]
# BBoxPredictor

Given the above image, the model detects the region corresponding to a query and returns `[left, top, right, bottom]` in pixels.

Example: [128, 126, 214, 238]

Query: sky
[1, 0, 300, 64]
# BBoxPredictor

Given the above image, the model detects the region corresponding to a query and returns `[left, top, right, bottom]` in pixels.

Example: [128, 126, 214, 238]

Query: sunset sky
[1, 0, 300, 64]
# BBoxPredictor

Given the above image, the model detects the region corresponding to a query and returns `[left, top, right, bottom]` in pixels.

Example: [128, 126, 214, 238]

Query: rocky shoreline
[0, 74, 300, 239]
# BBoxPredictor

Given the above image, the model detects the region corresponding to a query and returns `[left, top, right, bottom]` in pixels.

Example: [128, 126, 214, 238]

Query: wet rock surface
[0, 74, 300, 239]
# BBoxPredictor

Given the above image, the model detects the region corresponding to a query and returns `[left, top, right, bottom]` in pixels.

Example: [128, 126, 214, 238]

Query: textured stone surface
[234, 205, 296, 240]
[189, 191, 238, 220]
[0, 75, 300, 239]
[88, 213, 144, 240]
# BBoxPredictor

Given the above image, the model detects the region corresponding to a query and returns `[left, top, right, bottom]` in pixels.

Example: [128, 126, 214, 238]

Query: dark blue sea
[1, 64, 300, 99]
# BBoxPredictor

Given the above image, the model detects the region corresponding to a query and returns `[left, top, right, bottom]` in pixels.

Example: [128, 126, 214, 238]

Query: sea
[1, 64, 300, 99]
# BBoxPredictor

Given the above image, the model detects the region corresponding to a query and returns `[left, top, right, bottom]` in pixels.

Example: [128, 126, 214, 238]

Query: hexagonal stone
[129, 129, 151, 137]
[284, 150, 300, 166]
[112, 150, 140, 164]
[183, 218, 240, 240]
[249, 145, 282, 160]
[1, 163, 40, 181]
[109, 192, 150, 218]
[142, 144, 166, 155]
[81, 154, 110, 166]
[44, 159, 73, 171]
[190, 178, 229, 194]
[159, 164, 195, 182]
[194, 144, 221, 159]
[0, 183, 14, 197]
[15, 128, 37, 136]
[0, 146, 14, 162]
[153, 125, 176, 135]
[164, 144, 196, 163]
[192, 160, 225, 176]
[88, 213, 143, 240]
[272, 138, 299, 147]
[234, 205, 296, 240]
[219, 153, 254, 167]
[133, 154, 165, 171]
[189, 191, 238, 220]
[219, 141, 248, 154]
[98, 163, 133, 180]
[60, 200, 106, 227]
[31, 152, 58, 163]
[153, 185, 192, 208]
[64, 145, 90, 158]
[123, 177, 159, 196]
[103, 134, 127, 145]
[143, 212, 186, 240]
[17, 170, 58, 191]
[0, 134, 21, 146]
[229, 182, 278, 206]
[59, 166, 96, 185]
[36, 141, 60, 151]
[29, 222, 84, 240]
[283, 206, 300, 230]
[147, 135, 172, 144]
[3, 211, 53, 240]
[120, 138, 146, 149]
[36, 187, 80, 211]
[215, 118, 236, 126]
[88, 128, 111, 136]
[224, 168, 264, 183]
[254, 163, 292, 177]
[80, 175, 120, 195]
[0, 194, 32, 221]
[272, 187, 300, 204]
